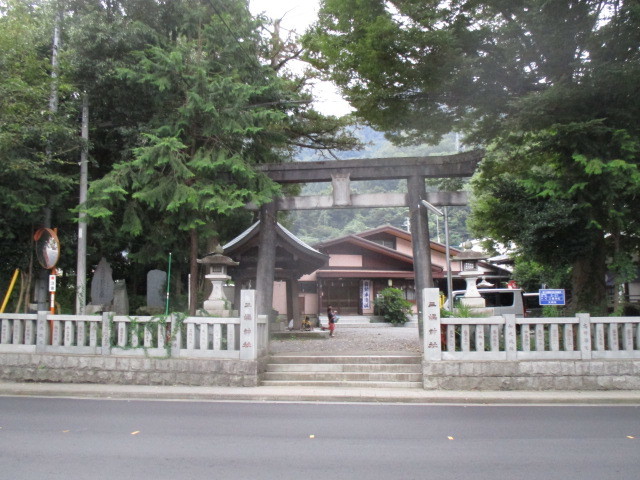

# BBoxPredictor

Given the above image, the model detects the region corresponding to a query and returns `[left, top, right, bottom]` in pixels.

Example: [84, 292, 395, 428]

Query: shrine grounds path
[269, 325, 421, 355]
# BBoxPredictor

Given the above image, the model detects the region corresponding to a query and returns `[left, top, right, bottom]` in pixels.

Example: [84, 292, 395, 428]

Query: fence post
[577, 313, 592, 360]
[171, 313, 182, 358]
[36, 311, 49, 353]
[504, 314, 517, 360]
[101, 312, 112, 356]
[240, 289, 257, 360]
[423, 288, 442, 361]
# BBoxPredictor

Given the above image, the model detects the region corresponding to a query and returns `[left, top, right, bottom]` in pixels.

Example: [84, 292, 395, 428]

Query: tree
[0, 0, 79, 297]
[304, 1, 640, 312]
[84, 0, 358, 313]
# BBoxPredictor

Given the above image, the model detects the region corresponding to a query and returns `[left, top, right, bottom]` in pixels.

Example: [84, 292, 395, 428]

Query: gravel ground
[269, 326, 422, 354]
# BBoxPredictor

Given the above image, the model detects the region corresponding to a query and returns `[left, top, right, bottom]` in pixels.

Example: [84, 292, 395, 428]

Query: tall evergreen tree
[304, 0, 640, 311]
[0, 0, 78, 284]
[83, 0, 358, 313]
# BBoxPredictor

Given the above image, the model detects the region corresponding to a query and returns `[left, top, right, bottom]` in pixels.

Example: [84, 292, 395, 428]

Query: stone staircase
[262, 353, 423, 388]
[319, 315, 419, 329]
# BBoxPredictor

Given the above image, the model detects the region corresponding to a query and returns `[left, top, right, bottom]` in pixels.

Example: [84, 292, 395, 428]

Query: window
[371, 238, 395, 249]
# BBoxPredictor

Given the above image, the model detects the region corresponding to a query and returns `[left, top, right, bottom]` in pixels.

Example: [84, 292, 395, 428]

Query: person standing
[327, 305, 337, 337]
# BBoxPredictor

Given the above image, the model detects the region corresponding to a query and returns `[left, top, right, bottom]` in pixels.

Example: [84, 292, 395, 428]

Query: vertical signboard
[240, 289, 257, 360]
[361, 280, 371, 311]
[423, 288, 442, 361]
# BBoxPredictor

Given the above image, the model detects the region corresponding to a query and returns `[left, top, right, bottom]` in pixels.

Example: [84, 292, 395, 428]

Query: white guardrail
[0, 290, 268, 360]
[424, 289, 640, 361]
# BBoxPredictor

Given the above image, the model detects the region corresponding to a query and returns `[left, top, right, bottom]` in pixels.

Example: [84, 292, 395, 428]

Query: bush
[374, 288, 412, 325]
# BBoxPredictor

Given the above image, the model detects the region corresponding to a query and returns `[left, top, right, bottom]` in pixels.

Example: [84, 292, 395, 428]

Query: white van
[446, 288, 525, 317]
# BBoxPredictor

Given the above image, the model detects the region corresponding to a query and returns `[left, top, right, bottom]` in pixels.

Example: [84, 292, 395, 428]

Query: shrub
[374, 288, 412, 325]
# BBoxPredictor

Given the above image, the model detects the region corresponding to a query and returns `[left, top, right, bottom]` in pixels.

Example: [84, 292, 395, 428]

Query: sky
[248, 0, 353, 116]
[249, 0, 319, 32]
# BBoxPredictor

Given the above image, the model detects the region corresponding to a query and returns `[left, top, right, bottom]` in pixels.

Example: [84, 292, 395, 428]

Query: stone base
[85, 304, 107, 315]
[460, 297, 486, 308]
[271, 329, 330, 339]
[202, 309, 233, 317]
[423, 359, 640, 390]
[0, 353, 261, 387]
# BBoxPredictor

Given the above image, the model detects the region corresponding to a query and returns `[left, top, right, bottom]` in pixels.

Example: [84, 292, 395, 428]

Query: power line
[207, 0, 261, 69]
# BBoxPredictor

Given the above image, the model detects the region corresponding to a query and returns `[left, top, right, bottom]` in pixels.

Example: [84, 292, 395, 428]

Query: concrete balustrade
[0, 290, 266, 361]
[422, 288, 640, 390]
[425, 313, 640, 361]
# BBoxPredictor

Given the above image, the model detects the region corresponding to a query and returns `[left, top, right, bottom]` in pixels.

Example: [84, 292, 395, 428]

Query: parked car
[445, 288, 525, 317]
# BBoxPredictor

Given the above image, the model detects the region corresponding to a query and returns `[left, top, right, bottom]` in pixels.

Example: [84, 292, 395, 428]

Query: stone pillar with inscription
[240, 289, 257, 360]
[423, 288, 442, 361]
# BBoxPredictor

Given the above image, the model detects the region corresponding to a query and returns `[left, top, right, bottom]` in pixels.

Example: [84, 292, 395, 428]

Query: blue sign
[539, 289, 565, 306]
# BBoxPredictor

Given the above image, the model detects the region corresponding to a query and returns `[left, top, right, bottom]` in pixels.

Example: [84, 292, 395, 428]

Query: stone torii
[249, 150, 482, 337]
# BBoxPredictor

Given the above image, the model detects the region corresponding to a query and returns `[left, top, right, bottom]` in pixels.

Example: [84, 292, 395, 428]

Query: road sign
[539, 289, 565, 306]
[49, 274, 57, 293]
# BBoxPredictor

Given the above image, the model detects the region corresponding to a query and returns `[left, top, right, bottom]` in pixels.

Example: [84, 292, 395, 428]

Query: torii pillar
[255, 202, 277, 318]
[408, 174, 433, 339]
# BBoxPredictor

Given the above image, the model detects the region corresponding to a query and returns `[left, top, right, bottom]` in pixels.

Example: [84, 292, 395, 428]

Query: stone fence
[422, 288, 640, 390]
[0, 290, 268, 387]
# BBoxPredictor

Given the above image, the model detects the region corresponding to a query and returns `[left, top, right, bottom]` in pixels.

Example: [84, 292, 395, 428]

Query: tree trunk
[570, 231, 608, 314]
[189, 229, 198, 316]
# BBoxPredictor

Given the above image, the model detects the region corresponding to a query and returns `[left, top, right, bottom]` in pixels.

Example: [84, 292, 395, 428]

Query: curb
[2, 382, 640, 405]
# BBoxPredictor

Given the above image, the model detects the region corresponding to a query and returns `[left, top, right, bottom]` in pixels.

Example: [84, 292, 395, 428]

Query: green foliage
[305, 0, 640, 313]
[0, 0, 79, 277]
[512, 259, 571, 293]
[0, 0, 365, 311]
[109, 312, 187, 358]
[542, 306, 563, 318]
[374, 287, 412, 325]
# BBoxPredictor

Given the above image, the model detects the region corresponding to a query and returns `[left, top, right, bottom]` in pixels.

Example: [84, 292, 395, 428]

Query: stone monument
[91, 257, 114, 306]
[112, 279, 129, 315]
[86, 257, 115, 313]
[198, 246, 238, 316]
[147, 269, 167, 309]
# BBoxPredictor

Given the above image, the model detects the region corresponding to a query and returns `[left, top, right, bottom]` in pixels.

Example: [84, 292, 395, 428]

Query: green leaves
[374, 287, 413, 325]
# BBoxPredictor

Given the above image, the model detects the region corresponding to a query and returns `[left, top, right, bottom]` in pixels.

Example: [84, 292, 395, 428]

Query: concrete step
[266, 363, 422, 373]
[332, 316, 375, 324]
[268, 354, 421, 365]
[337, 323, 418, 328]
[263, 372, 423, 382]
[263, 353, 424, 388]
[337, 323, 393, 328]
[319, 316, 418, 328]
[261, 380, 424, 388]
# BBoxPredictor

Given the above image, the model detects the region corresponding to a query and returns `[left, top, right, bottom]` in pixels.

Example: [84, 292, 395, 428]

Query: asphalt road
[0, 397, 638, 480]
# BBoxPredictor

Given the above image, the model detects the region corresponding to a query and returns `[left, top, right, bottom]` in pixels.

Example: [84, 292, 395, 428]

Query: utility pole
[76, 93, 89, 314]
[36, 7, 63, 311]
[443, 206, 453, 303]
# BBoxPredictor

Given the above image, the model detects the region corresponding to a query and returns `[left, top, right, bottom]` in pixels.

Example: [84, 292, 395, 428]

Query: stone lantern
[452, 242, 487, 309]
[197, 246, 239, 316]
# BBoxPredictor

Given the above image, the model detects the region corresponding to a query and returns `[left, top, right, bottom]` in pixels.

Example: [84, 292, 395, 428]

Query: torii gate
[249, 150, 482, 337]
